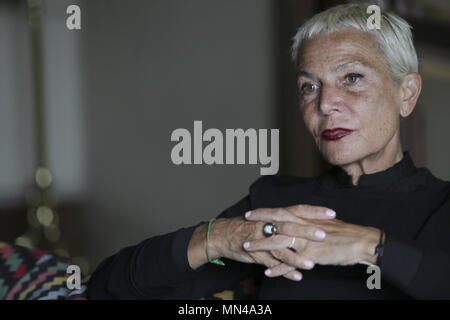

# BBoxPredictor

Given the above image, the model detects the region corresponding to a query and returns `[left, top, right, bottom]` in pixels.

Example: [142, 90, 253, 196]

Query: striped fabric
[0, 242, 88, 300]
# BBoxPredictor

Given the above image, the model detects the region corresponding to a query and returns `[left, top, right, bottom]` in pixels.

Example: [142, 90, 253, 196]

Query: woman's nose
[318, 84, 344, 116]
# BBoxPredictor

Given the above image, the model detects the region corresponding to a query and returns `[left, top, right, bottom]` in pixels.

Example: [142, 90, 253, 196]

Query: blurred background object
[0, 0, 449, 275]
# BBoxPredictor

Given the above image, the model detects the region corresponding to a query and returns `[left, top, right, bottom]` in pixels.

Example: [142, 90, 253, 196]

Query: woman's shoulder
[249, 168, 450, 194]
[410, 167, 450, 192]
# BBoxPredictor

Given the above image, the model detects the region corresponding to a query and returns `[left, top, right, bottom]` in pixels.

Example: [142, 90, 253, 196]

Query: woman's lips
[321, 128, 354, 141]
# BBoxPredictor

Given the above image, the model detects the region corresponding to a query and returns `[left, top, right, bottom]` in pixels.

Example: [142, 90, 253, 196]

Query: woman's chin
[320, 143, 363, 166]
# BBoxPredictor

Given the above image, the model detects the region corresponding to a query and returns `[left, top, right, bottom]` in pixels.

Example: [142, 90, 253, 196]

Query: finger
[251, 253, 303, 281]
[264, 262, 295, 276]
[284, 270, 303, 281]
[245, 208, 300, 224]
[243, 235, 295, 252]
[286, 204, 336, 220]
[264, 263, 303, 281]
[244, 239, 315, 270]
[271, 248, 315, 270]
[276, 222, 326, 241]
[248, 250, 284, 269]
[264, 265, 303, 282]
[245, 205, 335, 224]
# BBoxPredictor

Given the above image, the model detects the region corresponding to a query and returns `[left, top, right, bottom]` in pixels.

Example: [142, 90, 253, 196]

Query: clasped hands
[212, 204, 381, 282]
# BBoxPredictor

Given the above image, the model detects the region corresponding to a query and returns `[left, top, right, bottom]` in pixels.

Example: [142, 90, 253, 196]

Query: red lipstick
[321, 128, 354, 141]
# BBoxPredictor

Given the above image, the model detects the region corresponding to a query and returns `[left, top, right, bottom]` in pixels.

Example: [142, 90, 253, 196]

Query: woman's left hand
[243, 210, 381, 277]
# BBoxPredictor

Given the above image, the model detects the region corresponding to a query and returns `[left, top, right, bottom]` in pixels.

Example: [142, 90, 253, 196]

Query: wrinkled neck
[340, 134, 403, 186]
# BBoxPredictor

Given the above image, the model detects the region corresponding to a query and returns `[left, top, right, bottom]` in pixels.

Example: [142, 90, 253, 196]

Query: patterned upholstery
[0, 242, 88, 300]
[0, 241, 264, 300]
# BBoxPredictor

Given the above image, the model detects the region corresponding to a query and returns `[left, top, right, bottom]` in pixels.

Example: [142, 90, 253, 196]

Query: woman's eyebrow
[334, 60, 370, 72]
[297, 60, 373, 79]
[296, 70, 319, 81]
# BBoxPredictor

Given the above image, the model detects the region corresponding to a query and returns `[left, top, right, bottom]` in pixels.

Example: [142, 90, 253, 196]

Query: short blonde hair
[291, 3, 418, 83]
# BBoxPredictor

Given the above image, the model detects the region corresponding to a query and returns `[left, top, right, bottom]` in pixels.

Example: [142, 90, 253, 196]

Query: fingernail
[265, 269, 272, 276]
[294, 273, 302, 281]
[243, 242, 250, 249]
[326, 209, 336, 217]
[245, 211, 252, 218]
[304, 260, 314, 269]
[315, 230, 326, 239]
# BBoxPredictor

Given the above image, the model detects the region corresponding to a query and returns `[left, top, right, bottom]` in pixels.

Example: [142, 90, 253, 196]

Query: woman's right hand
[210, 217, 305, 281]
[188, 204, 335, 282]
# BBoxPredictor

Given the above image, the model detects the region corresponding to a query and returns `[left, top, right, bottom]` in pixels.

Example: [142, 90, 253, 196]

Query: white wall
[41, 0, 86, 201]
[0, 2, 35, 205]
[0, 0, 86, 205]
[419, 45, 450, 181]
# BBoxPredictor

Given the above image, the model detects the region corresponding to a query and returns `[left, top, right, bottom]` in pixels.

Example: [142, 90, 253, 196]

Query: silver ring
[263, 223, 277, 237]
[288, 237, 296, 249]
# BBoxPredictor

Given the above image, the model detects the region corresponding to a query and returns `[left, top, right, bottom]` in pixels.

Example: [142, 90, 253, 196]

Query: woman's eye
[301, 83, 319, 94]
[345, 73, 363, 84]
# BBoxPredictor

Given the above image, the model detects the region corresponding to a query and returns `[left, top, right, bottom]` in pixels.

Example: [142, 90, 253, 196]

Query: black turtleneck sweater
[87, 152, 450, 299]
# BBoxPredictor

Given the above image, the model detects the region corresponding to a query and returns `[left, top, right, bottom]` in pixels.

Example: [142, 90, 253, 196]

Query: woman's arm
[380, 217, 450, 298]
[243, 196, 450, 299]
[87, 196, 256, 299]
[87, 196, 335, 299]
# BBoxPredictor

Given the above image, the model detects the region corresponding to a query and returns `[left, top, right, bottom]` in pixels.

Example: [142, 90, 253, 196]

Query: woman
[87, 4, 450, 299]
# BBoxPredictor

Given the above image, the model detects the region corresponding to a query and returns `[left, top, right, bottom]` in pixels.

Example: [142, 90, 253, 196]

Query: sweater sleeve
[380, 195, 450, 299]
[87, 195, 260, 299]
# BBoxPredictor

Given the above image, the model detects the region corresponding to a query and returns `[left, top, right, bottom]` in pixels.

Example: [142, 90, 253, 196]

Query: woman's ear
[399, 72, 422, 118]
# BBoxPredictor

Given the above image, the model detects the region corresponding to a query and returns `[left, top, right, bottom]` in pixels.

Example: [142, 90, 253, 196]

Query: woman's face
[297, 28, 403, 167]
